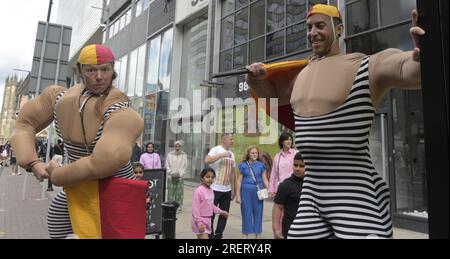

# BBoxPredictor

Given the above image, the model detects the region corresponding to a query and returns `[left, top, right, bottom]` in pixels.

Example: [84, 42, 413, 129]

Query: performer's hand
[410, 9, 425, 62]
[32, 162, 50, 180]
[220, 211, 229, 219]
[246, 63, 267, 81]
[46, 160, 61, 176]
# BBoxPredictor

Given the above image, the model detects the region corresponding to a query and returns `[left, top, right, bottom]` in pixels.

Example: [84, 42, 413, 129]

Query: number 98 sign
[238, 82, 250, 92]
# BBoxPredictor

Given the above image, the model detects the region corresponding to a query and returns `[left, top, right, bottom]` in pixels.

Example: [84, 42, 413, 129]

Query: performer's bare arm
[369, 9, 425, 108]
[245, 63, 292, 106]
[11, 85, 66, 179]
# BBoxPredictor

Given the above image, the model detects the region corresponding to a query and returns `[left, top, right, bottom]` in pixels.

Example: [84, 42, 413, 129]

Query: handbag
[171, 171, 181, 180]
[246, 161, 268, 200]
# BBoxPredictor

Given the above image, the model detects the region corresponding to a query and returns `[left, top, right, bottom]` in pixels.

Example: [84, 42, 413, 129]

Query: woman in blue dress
[235, 145, 269, 239]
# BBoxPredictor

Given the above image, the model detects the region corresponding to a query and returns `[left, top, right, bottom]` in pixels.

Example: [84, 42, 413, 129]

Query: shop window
[286, 22, 307, 54]
[346, 0, 378, 35]
[220, 50, 233, 72]
[287, 0, 307, 26]
[233, 44, 248, 68]
[266, 30, 284, 59]
[221, 15, 234, 50]
[267, 0, 284, 33]
[250, 0, 265, 39]
[380, 0, 416, 26]
[249, 37, 265, 64]
[234, 7, 249, 45]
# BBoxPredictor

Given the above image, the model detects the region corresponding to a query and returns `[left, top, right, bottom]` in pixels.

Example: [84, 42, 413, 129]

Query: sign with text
[143, 168, 166, 235]
[29, 21, 72, 94]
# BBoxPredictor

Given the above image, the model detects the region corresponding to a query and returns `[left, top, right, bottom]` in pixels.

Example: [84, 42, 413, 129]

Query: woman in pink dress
[192, 168, 229, 239]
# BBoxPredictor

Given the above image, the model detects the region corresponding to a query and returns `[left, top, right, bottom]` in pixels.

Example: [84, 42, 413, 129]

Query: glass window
[180, 17, 208, 107]
[120, 15, 126, 30]
[250, 0, 265, 39]
[233, 44, 247, 68]
[136, 44, 147, 97]
[346, 23, 411, 54]
[159, 28, 173, 90]
[153, 90, 170, 157]
[126, 9, 132, 25]
[393, 90, 427, 218]
[236, 0, 248, 10]
[143, 93, 157, 143]
[234, 7, 249, 45]
[221, 15, 234, 50]
[115, 55, 128, 92]
[222, 0, 234, 17]
[380, 0, 416, 26]
[147, 35, 161, 94]
[144, 0, 151, 11]
[127, 49, 138, 96]
[249, 37, 265, 64]
[287, 0, 307, 26]
[136, 0, 143, 17]
[266, 30, 284, 59]
[286, 22, 307, 53]
[346, 0, 378, 35]
[308, 0, 327, 10]
[220, 49, 233, 72]
[267, 0, 284, 33]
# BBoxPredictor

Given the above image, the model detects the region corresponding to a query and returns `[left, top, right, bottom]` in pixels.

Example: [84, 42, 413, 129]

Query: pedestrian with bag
[166, 140, 187, 213]
[235, 145, 269, 239]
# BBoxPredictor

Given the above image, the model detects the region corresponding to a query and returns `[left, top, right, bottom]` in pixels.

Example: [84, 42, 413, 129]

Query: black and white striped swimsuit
[47, 90, 135, 239]
[288, 57, 393, 239]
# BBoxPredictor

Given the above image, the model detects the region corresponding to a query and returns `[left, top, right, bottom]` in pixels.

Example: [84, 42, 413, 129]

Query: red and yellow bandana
[307, 4, 342, 20]
[78, 44, 115, 65]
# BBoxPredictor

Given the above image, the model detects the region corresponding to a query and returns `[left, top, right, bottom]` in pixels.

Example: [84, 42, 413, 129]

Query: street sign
[143, 168, 167, 235]
[29, 21, 72, 95]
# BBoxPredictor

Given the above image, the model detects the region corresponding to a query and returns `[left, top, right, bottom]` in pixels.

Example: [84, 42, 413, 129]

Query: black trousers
[210, 190, 231, 239]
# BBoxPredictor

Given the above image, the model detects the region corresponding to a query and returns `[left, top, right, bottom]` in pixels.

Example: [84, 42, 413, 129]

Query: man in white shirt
[204, 133, 236, 239]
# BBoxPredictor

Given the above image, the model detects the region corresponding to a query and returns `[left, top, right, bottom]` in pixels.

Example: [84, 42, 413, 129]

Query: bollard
[161, 201, 179, 239]
[47, 178, 53, 191]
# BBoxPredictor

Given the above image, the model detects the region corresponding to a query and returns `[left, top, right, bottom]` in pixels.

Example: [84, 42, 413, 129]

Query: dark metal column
[417, 0, 449, 239]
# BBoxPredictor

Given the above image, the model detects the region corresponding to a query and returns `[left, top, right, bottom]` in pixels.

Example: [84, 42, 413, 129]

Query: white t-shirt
[208, 145, 236, 192]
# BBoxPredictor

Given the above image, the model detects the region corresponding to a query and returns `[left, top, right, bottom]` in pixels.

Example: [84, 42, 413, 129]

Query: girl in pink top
[192, 168, 229, 239]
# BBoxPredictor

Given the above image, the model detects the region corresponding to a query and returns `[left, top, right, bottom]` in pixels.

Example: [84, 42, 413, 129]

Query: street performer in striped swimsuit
[12, 45, 147, 239]
[246, 4, 425, 238]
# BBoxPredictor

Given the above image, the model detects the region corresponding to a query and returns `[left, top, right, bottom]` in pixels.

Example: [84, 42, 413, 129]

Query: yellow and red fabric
[66, 177, 148, 239]
[250, 60, 309, 130]
[78, 44, 115, 65]
[307, 4, 342, 20]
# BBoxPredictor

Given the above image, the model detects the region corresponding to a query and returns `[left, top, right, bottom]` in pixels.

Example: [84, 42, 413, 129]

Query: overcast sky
[0, 0, 59, 110]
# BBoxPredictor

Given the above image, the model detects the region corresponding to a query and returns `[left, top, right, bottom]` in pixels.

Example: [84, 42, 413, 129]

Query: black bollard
[161, 201, 179, 239]
[47, 178, 53, 191]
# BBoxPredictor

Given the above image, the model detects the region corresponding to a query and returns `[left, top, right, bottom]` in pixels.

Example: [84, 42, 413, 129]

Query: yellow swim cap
[307, 4, 342, 20]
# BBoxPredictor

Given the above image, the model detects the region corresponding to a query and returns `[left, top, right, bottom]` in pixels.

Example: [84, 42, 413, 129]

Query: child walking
[272, 152, 305, 239]
[192, 168, 229, 239]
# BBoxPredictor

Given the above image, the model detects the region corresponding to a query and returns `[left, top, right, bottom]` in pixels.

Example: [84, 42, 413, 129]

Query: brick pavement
[0, 166, 428, 239]
[0, 166, 52, 239]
